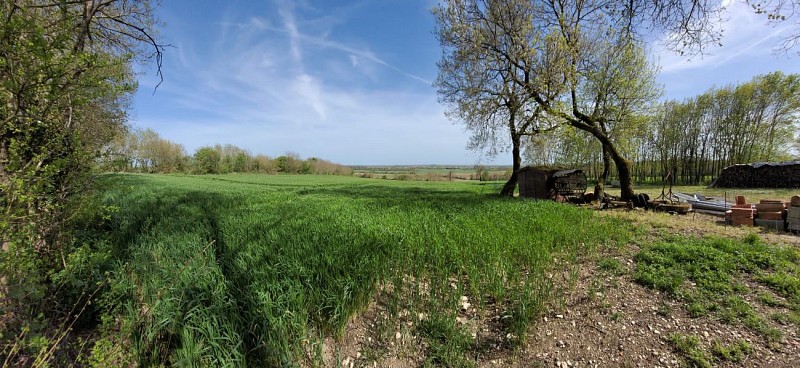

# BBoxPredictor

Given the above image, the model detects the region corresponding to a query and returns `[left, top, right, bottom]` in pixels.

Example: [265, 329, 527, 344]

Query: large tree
[434, 0, 559, 196]
[648, 72, 800, 183]
[1, 0, 164, 243]
[434, 0, 662, 199]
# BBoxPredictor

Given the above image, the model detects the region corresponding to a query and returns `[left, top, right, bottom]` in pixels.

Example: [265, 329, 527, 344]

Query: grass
[88, 173, 633, 366]
[596, 257, 627, 276]
[66, 174, 800, 366]
[668, 333, 712, 368]
[758, 292, 790, 308]
[634, 234, 800, 342]
[350, 164, 511, 182]
[668, 333, 754, 367]
[417, 315, 476, 368]
[711, 339, 753, 362]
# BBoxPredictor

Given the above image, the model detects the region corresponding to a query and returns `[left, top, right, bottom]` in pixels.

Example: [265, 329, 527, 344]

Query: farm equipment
[649, 172, 691, 214]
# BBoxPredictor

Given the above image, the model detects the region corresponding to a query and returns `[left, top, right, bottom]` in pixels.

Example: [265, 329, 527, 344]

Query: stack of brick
[754, 199, 787, 230]
[726, 195, 755, 226]
[788, 196, 800, 232]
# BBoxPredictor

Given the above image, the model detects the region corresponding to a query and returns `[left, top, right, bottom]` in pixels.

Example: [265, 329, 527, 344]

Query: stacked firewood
[716, 165, 756, 188]
[788, 196, 800, 232]
[754, 199, 787, 230]
[715, 162, 800, 188]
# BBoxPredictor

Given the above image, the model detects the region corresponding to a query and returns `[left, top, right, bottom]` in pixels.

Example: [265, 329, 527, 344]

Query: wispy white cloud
[654, 1, 793, 73]
[277, 1, 303, 63]
[137, 88, 475, 165]
[292, 74, 327, 119]
[299, 35, 433, 84]
[651, 1, 800, 100]
[712, 27, 787, 67]
[132, 1, 482, 164]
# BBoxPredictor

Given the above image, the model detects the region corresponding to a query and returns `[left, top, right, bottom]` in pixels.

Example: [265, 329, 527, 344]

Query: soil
[317, 210, 800, 367]
[519, 254, 800, 368]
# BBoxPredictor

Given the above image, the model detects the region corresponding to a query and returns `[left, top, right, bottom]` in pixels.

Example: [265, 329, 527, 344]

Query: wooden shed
[713, 161, 800, 188]
[517, 166, 587, 200]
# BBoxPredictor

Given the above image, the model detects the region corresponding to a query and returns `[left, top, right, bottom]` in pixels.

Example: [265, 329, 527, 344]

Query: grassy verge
[80, 174, 633, 366]
[634, 234, 800, 345]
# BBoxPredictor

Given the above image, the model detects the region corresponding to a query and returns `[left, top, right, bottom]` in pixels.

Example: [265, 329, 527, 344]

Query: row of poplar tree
[526, 72, 800, 185]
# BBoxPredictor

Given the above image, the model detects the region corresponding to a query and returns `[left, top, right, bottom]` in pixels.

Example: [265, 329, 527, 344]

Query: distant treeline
[355, 168, 511, 182]
[352, 164, 512, 182]
[99, 128, 353, 175]
[526, 72, 800, 185]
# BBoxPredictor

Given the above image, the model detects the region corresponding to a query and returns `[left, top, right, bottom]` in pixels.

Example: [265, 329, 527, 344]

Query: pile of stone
[788, 196, 800, 232]
[754, 200, 787, 230]
[724, 195, 800, 231]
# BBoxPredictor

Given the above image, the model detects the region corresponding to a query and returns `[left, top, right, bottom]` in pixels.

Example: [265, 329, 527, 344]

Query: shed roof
[516, 165, 570, 174]
[553, 169, 582, 177]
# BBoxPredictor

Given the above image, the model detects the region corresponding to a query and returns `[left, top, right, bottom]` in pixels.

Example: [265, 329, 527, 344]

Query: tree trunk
[500, 133, 522, 196]
[575, 123, 635, 200]
[600, 144, 611, 186]
[612, 152, 635, 200]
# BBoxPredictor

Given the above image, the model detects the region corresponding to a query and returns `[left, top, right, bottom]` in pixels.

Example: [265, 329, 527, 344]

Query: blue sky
[132, 0, 799, 165]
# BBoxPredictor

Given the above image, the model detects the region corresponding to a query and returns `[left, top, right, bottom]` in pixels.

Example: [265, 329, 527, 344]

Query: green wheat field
[89, 173, 634, 366]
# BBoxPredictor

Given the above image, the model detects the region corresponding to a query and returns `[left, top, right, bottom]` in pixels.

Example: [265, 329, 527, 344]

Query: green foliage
[596, 257, 627, 276]
[101, 129, 353, 176]
[711, 339, 753, 362]
[417, 315, 476, 368]
[89, 173, 632, 365]
[85, 333, 135, 367]
[193, 146, 221, 174]
[434, 0, 659, 198]
[102, 128, 188, 173]
[668, 334, 712, 368]
[0, 1, 162, 365]
[526, 71, 800, 186]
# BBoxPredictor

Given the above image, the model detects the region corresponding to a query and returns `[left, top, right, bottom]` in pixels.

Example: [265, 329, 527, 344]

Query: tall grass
[93, 174, 632, 365]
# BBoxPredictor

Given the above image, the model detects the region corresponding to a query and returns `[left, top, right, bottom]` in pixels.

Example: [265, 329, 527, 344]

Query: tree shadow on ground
[100, 177, 396, 365]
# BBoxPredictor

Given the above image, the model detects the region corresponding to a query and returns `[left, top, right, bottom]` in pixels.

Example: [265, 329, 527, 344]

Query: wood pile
[714, 161, 800, 188]
[788, 196, 800, 232]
